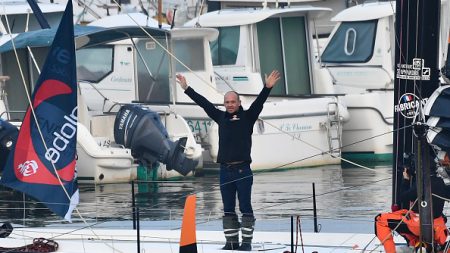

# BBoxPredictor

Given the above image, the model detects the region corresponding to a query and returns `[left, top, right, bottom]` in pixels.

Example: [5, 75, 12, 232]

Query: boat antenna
[138, 0, 149, 16]
[171, 7, 177, 29]
[158, 0, 162, 28]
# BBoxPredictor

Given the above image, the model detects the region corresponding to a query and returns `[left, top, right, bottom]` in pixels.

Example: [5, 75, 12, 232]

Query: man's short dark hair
[225, 91, 240, 101]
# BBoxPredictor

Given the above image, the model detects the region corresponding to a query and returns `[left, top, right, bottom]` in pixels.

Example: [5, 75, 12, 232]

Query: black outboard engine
[0, 119, 18, 171]
[114, 104, 197, 176]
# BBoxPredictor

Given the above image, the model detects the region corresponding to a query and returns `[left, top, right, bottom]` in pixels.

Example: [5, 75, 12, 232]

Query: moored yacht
[183, 6, 349, 170]
[0, 24, 200, 182]
[319, 1, 449, 162]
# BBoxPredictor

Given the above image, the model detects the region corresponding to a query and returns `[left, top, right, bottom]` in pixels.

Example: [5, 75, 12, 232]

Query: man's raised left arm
[247, 70, 281, 117]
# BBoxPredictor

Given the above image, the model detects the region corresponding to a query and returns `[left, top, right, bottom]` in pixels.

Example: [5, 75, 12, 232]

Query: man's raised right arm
[176, 74, 221, 121]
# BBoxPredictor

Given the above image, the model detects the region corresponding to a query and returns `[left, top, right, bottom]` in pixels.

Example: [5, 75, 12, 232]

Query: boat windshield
[136, 38, 171, 103]
[174, 38, 205, 71]
[210, 26, 240, 66]
[77, 46, 113, 83]
[321, 20, 377, 63]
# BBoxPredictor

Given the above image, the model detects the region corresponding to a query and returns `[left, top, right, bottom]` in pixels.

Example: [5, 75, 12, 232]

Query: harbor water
[1, 163, 448, 233]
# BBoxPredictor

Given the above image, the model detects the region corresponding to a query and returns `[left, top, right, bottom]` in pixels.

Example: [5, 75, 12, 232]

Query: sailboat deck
[2, 227, 391, 253]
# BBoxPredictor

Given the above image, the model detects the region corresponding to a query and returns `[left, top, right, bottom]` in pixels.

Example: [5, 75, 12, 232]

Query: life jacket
[375, 209, 448, 253]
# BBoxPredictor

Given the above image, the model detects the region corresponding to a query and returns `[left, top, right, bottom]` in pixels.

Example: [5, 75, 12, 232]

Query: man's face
[224, 92, 241, 114]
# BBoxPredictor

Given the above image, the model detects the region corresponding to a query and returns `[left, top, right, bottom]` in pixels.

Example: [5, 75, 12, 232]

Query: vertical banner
[0, 1, 79, 221]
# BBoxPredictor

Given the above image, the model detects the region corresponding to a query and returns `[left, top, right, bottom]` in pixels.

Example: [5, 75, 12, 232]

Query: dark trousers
[220, 162, 253, 217]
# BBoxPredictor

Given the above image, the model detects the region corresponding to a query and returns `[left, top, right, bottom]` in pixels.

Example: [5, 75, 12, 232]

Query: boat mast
[414, 124, 433, 245]
[393, 0, 441, 245]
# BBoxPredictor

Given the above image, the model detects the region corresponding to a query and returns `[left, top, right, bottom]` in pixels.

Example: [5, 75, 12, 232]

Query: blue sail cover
[0, 25, 168, 53]
[0, 1, 79, 221]
[426, 85, 450, 152]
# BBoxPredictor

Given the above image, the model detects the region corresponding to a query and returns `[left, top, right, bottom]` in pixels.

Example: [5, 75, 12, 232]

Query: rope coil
[0, 238, 58, 253]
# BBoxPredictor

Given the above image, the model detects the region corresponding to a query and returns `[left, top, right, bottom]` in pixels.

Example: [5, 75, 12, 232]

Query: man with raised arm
[177, 70, 280, 251]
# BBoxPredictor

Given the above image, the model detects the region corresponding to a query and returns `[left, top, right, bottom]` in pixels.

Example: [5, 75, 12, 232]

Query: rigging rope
[296, 216, 305, 253]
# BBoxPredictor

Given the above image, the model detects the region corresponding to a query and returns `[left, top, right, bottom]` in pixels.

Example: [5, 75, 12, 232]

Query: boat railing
[239, 93, 346, 99]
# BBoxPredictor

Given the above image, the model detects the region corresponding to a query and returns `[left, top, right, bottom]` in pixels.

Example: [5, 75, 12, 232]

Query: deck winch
[114, 104, 196, 176]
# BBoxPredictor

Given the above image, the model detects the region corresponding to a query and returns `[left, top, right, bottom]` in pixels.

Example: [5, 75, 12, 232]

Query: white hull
[1, 227, 389, 253]
[341, 93, 393, 156]
[77, 107, 201, 183]
[76, 123, 135, 183]
[251, 120, 340, 169]
[207, 97, 344, 170]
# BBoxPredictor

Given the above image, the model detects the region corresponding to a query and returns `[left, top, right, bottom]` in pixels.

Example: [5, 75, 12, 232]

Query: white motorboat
[319, 0, 450, 162]
[183, 6, 349, 170]
[0, 24, 201, 183]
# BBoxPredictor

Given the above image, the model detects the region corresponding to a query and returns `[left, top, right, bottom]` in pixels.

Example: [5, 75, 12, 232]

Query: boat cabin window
[76, 46, 114, 83]
[257, 16, 311, 96]
[1, 13, 63, 33]
[135, 38, 171, 103]
[174, 38, 205, 71]
[210, 26, 240, 66]
[321, 20, 377, 63]
[1, 47, 49, 120]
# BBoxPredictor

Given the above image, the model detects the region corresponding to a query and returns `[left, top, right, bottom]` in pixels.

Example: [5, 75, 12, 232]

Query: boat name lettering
[110, 76, 132, 83]
[97, 139, 111, 147]
[394, 93, 428, 118]
[45, 107, 78, 163]
[280, 123, 312, 132]
[396, 58, 430, 80]
[336, 71, 366, 77]
[187, 119, 212, 135]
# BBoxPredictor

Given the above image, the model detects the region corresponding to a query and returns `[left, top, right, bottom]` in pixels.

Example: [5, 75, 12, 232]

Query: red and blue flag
[402, 94, 414, 103]
[0, 1, 79, 221]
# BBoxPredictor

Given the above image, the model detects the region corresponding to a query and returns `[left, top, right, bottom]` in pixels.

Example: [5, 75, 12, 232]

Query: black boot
[238, 216, 255, 251]
[222, 215, 240, 250]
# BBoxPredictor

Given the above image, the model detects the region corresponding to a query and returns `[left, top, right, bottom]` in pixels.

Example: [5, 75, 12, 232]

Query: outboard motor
[114, 104, 197, 176]
[0, 119, 18, 171]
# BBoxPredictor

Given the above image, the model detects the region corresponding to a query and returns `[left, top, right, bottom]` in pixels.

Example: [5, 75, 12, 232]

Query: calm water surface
[0, 164, 400, 229]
